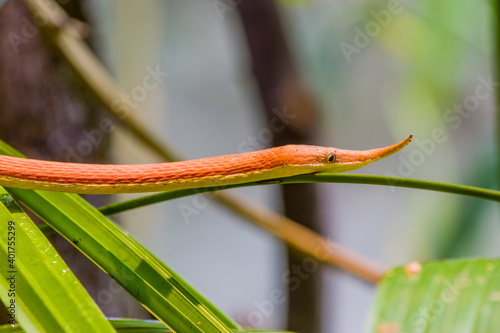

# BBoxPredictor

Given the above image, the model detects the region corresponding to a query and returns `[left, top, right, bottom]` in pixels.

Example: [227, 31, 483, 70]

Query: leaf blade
[0, 140, 239, 332]
[369, 258, 500, 332]
[0, 189, 116, 333]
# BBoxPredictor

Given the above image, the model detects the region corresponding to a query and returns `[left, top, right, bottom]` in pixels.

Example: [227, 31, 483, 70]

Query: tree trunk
[0, 0, 145, 319]
[237, 1, 324, 331]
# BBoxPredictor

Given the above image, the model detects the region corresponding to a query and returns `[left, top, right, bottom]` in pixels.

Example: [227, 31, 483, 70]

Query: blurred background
[1, 0, 499, 332]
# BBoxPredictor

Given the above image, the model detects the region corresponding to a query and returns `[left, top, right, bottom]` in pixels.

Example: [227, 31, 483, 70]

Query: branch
[18, 0, 385, 284]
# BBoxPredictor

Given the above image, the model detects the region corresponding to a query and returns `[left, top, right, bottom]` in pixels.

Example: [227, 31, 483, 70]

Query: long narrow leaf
[0, 319, 295, 333]
[109, 318, 294, 333]
[0, 188, 115, 333]
[0, 140, 240, 332]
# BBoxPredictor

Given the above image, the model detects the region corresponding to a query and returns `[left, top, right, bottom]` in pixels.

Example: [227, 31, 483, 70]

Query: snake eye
[326, 153, 336, 163]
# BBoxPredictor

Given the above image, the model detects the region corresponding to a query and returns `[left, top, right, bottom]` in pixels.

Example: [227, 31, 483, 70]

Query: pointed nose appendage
[334, 134, 412, 172]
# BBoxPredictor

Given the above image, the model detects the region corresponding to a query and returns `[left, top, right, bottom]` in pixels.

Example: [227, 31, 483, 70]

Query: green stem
[287, 174, 500, 201]
[98, 174, 500, 216]
[98, 183, 253, 215]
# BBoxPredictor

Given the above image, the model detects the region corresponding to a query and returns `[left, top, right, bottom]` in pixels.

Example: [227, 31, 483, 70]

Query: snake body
[0, 135, 411, 194]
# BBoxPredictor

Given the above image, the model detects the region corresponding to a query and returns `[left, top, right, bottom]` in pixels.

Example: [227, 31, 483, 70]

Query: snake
[0, 135, 411, 194]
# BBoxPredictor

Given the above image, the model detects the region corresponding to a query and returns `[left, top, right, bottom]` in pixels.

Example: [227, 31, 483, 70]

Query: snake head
[275, 134, 411, 174]
[276, 134, 411, 175]
[317, 134, 412, 173]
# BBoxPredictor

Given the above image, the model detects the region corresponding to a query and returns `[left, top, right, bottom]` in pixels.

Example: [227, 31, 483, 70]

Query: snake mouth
[334, 134, 412, 168]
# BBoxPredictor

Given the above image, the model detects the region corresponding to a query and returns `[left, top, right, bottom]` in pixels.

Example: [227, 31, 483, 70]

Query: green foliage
[369, 258, 500, 332]
[2, 136, 500, 331]
[0, 318, 294, 333]
[0, 140, 240, 333]
[0, 188, 114, 333]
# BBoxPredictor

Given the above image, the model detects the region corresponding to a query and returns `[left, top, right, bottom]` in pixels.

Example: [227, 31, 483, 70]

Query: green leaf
[368, 258, 500, 332]
[0, 140, 240, 333]
[0, 319, 295, 333]
[108, 318, 294, 333]
[0, 188, 115, 333]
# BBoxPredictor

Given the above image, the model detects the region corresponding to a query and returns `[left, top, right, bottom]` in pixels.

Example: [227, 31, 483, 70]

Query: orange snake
[0, 135, 411, 194]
